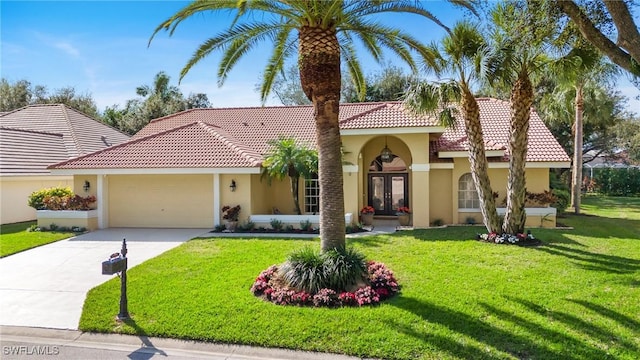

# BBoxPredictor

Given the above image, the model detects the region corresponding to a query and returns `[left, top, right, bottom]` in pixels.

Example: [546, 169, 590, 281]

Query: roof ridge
[48, 121, 200, 169]
[0, 126, 64, 137]
[59, 104, 85, 155]
[57, 103, 131, 137]
[198, 122, 263, 166]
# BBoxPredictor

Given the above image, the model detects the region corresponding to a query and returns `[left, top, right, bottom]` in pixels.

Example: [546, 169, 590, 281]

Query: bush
[552, 189, 570, 213]
[43, 194, 96, 210]
[321, 247, 367, 291]
[278, 246, 367, 294]
[279, 247, 326, 294]
[299, 219, 313, 232]
[270, 218, 284, 231]
[28, 187, 73, 210]
[593, 167, 640, 196]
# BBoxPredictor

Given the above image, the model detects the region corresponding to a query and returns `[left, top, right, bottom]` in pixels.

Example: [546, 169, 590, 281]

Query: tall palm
[488, 1, 550, 234]
[405, 21, 501, 233]
[150, 0, 475, 251]
[550, 46, 612, 214]
[261, 137, 318, 215]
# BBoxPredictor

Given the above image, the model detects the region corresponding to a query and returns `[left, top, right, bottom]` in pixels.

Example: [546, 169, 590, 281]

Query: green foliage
[269, 218, 284, 231]
[593, 167, 640, 196]
[237, 221, 255, 232]
[299, 219, 313, 232]
[279, 246, 367, 294]
[48, 223, 58, 231]
[279, 247, 326, 294]
[321, 248, 367, 292]
[551, 188, 571, 213]
[28, 187, 73, 210]
[432, 218, 444, 226]
[0, 78, 100, 118]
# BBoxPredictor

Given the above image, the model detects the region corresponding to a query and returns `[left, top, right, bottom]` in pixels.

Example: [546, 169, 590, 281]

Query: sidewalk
[0, 326, 361, 360]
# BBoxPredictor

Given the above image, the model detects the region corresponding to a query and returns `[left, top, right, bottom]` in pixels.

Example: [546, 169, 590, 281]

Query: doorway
[368, 173, 408, 216]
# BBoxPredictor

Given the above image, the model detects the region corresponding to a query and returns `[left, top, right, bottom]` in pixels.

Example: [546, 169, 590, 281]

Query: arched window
[458, 173, 480, 209]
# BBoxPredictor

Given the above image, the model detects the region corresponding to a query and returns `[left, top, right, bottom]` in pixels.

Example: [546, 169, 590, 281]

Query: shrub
[321, 247, 367, 292]
[49, 223, 58, 231]
[299, 219, 313, 231]
[432, 219, 444, 227]
[213, 224, 226, 232]
[238, 221, 255, 232]
[312, 288, 340, 307]
[222, 205, 241, 221]
[28, 187, 73, 210]
[270, 218, 284, 231]
[26, 224, 40, 232]
[43, 194, 96, 210]
[593, 167, 640, 196]
[465, 217, 476, 225]
[279, 247, 326, 294]
[552, 189, 570, 213]
[278, 247, 367, 294]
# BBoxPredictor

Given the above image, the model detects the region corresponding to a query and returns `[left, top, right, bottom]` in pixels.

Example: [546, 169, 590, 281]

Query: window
[304, 175, 319, 214]
[458, 173, 480, 209]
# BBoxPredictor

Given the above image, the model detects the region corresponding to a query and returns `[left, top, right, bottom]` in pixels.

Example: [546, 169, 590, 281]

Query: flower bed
[250, 261, 399, 307]
[477, 231, 542, 247]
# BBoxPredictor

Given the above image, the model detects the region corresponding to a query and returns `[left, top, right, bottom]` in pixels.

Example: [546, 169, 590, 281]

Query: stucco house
[48, 98, 569, 230]
[0, 104, 130, 224]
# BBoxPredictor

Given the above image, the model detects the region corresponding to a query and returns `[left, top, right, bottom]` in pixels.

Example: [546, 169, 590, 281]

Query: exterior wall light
[83, 180, 91, 192]
[380, 137, 393, 163]
[230, 179, 237, 192]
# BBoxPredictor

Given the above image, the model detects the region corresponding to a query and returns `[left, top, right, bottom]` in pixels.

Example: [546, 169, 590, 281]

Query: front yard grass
[80, 196, 640, 359]
[0, 221, 76, 257]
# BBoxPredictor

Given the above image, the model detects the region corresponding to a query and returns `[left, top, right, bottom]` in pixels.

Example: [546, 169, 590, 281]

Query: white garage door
[109, 174, 214, 228]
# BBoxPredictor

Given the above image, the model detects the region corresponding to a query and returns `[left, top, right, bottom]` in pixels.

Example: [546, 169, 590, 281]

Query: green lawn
[0, 221, 76, 257]
[80, 196, 640, 359]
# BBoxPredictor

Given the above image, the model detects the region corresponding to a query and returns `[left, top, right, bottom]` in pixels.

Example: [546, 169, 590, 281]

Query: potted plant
[396, 206, 411, 226]
[360, 205, 375, 226]
[222, 205, 241, 231]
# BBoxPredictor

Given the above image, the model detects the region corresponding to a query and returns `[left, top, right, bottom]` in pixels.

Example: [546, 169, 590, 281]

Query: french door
[368, 173, 408, 216]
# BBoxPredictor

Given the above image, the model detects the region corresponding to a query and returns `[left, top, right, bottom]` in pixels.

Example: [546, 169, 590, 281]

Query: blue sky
[2, 1, 639, 113]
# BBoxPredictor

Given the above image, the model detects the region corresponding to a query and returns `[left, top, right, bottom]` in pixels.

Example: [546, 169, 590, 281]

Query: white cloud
[53, 41, 80, 58]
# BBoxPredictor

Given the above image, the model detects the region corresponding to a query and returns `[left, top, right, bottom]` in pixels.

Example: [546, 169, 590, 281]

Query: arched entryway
[368, 154, 409, 216]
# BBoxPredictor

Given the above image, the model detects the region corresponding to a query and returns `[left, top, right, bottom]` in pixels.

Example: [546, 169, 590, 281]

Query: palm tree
[404, 21, 501, 233]
[550, 46, 612, 214]
[150, 0, 475, 251]
[487, 1, 550, 235]
[261, 137, 317, 215]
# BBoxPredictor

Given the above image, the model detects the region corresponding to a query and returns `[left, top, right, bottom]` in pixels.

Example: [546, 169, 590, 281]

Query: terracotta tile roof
[339, 102, 440, 129]
[434, 98, 570, 162]
[0, 104, 131, 175]
[0, 128, 69, 175]
[0, 104, 130, 157]
[50, 99, 568, 170]
[52, 122, 263, 169]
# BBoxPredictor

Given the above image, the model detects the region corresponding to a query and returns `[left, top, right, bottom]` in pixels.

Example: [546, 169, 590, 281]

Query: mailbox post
[101, 238, 129, 320]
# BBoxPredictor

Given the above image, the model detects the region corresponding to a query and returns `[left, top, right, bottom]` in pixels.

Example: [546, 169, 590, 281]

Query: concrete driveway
[0, 228, 210, 330]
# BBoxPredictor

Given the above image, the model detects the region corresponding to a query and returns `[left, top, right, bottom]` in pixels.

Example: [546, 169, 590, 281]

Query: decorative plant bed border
[251, 261, 399, 307]
[36, 210, 98, 231]
[249, 213, 353, 229]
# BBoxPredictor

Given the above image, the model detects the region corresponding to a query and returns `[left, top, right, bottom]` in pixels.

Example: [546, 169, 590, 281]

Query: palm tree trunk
[572, 85, 584, 214]
[291, 175, 302, 215]
[461, 87, 501, 233]
[299, 26, 345, 252]
[503, 71, 532, 234]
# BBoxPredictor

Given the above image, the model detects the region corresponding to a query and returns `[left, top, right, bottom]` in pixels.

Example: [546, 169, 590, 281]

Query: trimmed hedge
[592, 167, 640, 196]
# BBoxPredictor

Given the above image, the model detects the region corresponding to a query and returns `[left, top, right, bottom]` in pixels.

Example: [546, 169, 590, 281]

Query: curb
[1, 325, 361, 360]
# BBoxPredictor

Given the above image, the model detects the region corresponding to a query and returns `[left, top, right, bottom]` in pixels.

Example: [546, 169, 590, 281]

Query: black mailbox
[102, 256, 127, 275]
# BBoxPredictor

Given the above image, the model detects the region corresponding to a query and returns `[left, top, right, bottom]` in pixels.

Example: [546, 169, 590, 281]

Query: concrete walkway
[0, 228, 209, 330]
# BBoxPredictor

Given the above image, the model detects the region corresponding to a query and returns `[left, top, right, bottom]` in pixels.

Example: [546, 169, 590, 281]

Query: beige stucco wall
[429, 169, 453, 225]
[219, 174, 252, 224]
[0, 175, 73, 225]
[73, 175, 98, 199]
[108, 174, 214, 228]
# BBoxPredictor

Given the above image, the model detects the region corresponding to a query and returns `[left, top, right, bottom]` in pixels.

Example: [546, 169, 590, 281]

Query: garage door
[109, 174, 214, 228]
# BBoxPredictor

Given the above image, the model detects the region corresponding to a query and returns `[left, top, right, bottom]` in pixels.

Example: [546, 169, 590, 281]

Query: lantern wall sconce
[380, 137, 393, 163]
[83, 180, 91, 192]
[230, 179, 237, 192]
